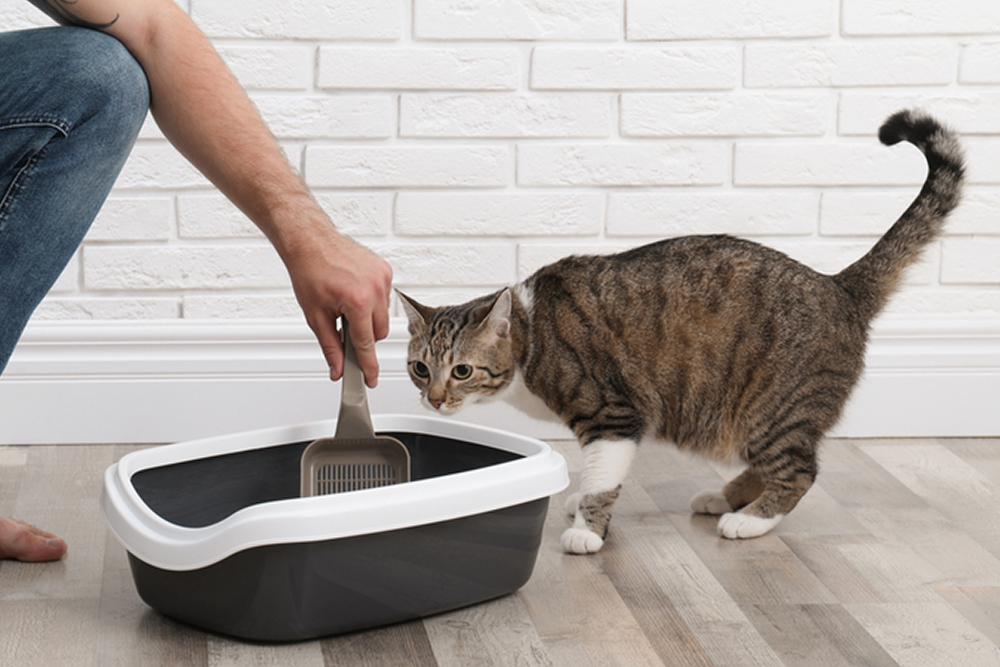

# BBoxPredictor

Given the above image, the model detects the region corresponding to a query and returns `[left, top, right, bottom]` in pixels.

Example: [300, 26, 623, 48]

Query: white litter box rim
[101, 414, 569, 571]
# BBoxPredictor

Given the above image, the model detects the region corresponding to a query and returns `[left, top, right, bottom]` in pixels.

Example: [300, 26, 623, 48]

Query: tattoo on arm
[27, 0, 119, 30]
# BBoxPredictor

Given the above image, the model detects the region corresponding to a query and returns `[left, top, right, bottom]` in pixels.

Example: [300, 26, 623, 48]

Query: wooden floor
[4, 437, 1000, 666]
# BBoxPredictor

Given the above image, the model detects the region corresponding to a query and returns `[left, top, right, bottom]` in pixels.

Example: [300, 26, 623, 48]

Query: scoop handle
[334, 318, 376, 440]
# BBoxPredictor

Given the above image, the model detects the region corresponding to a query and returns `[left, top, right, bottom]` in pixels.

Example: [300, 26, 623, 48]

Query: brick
[627, 0, 834, 40]
[530, 47, 737, 90]
[84, 246, 288, 290]
[518, 242, 631, 279]
[620, 93, 826, 137]
[400, 93, 610, 138]
[47, 255, 80, 293]
[414, 0, 621, 40]
[766, 240, 936, 283]
[820, 191, 919, 236]
[116, 143, 210, 189]
[87, 197, 172, 242]
[392, 289, 493, 310]
[216, 46, 311, 90]
[949, 189, 1000, 235]
[183, 294, 300, 319]
[193, 0, 401, 40]
[178, 195, 261, 239]
[961, 43, 1000, 83]
[839, 92, 1000, 135]
[31, 298, 180, 320]
[842, 0, 1000, 35]
[318, 48, 518, 91]
[966, 141, 1000, 184]
[305, 146, 510, 188]
[313, 193, 392, 237]
[5, 0, 55, 29]
[518, 143, 727, 187]
[374, 243, 516, 286]
[745, 43, 955, 88]
[252, 95, 393, 139]
[395, 193, 603, 236]
[824, 188, 1000, 238]
[884, 290, 1000, 316]
[137, 115, 163, 141]
[942, 239, 1000, 284]
[607, 192, 818, 237]
[734, 142, 927, 186]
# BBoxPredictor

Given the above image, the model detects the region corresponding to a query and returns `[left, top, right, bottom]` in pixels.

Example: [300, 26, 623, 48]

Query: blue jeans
[0, 27, 149, 374]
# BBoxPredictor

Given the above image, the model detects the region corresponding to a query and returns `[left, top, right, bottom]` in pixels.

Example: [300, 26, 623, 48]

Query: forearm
[118, 4, 326, 261]
[23, 0, 393, 384]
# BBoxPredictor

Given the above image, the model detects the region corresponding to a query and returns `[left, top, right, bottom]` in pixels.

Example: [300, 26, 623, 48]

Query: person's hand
[286, 225, 392, 387]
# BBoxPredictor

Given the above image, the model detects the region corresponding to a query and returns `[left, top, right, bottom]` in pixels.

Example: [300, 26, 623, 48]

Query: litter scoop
[300, 319, 410, 497]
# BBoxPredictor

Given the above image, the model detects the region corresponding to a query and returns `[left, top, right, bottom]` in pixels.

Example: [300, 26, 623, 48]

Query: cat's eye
[412, 361, 430, 378]
[452, 365, 473, 380]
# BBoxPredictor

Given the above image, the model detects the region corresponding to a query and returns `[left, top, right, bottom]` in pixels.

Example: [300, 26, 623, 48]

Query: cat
[398, 109, 965, 554]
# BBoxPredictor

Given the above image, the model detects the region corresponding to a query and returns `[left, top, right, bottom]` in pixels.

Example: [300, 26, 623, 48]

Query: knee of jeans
[58, 28, 150, 133]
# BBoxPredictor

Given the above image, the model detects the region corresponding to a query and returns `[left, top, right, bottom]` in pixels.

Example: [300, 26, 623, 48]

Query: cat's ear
[478, 289, 512, 341]
[396, 290, 431, 335]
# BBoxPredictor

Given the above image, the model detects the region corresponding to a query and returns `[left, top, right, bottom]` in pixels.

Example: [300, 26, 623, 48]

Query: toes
[0, 517, 68, 562]
[717, 512, 783, 540]
[561, 527, 604, 554]
[690, 491, 732, 515]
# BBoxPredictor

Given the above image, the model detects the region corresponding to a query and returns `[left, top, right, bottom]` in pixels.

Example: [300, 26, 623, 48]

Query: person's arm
[26, 0, 393, 386]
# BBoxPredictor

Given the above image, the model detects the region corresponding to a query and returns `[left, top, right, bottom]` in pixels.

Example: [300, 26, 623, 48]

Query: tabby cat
[399, 109, 965, 554]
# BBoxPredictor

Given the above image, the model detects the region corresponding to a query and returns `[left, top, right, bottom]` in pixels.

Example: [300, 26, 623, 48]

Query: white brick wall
[5, 0, 998, 322]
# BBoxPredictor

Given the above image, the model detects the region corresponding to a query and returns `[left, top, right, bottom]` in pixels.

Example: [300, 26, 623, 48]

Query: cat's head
[397, 289, 516, 415]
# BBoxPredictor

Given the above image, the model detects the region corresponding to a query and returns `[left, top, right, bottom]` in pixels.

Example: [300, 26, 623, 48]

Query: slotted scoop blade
[300, 319, 410, 497]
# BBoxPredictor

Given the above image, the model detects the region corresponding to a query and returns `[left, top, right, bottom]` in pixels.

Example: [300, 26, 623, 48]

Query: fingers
[345, 317, 381, 388]
[311, 313, 345, 382]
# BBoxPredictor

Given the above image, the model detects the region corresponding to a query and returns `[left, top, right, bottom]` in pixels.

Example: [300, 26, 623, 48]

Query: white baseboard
[2, 316, 998, 444]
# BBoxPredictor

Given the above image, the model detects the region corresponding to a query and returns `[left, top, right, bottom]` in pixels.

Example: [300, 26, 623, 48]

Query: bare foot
[0, 516, 68, 562]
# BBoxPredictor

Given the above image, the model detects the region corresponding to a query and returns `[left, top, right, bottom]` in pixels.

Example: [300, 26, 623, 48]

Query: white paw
[717, 512, 783, 540]
[561, 527, 604, 554]
[690, 491, 732, 515]
[564, 492, 582, 516]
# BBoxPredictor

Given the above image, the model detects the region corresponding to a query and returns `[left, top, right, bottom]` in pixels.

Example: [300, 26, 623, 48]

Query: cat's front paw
[690, 491, 732, 515]
[564, 492, 582, 517]
[561, 527, 604, 554]
[717, 512, 783, 539]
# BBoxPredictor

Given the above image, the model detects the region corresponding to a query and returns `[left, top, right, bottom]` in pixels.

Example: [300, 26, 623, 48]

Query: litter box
[101, 414, 568, 642]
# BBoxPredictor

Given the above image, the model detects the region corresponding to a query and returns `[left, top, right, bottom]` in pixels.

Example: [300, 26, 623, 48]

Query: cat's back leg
[715, 426, 820, 539]
[562, 438, 637, 554]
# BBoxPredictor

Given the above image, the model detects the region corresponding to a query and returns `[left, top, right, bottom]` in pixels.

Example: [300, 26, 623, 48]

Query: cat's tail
[834, 109, 965, 323]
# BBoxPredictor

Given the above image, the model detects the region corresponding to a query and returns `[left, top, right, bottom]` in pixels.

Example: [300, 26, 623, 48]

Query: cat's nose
[428, 397, 444, 409]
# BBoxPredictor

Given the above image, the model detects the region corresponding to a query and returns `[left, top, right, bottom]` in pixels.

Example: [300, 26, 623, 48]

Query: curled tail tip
[879, 108, 961, 151]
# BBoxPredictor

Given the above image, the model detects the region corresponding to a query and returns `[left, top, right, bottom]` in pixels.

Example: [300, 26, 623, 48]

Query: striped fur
[399, 109, 965, 550]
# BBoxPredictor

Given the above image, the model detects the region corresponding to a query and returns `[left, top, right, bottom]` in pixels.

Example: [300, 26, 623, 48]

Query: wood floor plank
[934, 586, 1000, 649]
[0, 445, 29, 517]
[6, 438, 1000, 666]
[98, 530, 210, 667]
[744, 603, 898, 667]
[847, 602, 1000, 667]
[0, 445, 114, 601]
[423, 593, 554, 667]
[610, 481, 782, 667]
[849, 506, 1000, 587]
[782, 535, 939, 605]
[518, 485, 667, 667]
[0, 598, 103, 667]
[815, 439, 928, 511]
[320, 620, 438, 667]
[207, 636, 325, 667]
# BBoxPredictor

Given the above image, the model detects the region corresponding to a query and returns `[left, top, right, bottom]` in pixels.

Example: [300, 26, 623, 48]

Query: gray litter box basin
[101, 415, 568, 642]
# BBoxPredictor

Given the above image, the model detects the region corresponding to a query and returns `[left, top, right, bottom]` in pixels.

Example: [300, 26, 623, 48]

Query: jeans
[0, 27, 149, 374]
